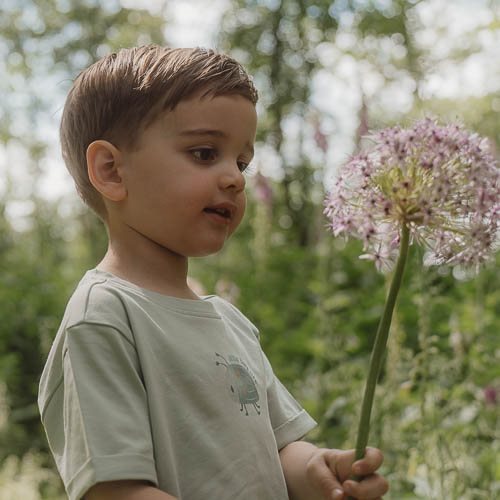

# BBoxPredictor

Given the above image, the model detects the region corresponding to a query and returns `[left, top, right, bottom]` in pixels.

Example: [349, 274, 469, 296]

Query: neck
[97, 225, 197, 300]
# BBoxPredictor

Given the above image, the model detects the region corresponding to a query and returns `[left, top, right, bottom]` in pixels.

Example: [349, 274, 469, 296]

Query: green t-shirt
[38, 270, 316, 500]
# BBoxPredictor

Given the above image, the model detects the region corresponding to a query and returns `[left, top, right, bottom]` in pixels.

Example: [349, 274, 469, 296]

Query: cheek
[232, 196, 246, 231]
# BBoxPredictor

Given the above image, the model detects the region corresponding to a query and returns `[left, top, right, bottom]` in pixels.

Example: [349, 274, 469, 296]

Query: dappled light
[1, 1, 499, 498]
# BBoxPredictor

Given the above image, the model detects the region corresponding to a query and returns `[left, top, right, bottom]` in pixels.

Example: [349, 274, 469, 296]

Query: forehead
[161, 92, 257, 139]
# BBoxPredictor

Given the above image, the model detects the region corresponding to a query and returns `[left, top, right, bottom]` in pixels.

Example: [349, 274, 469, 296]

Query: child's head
[60, 45, 258, 220]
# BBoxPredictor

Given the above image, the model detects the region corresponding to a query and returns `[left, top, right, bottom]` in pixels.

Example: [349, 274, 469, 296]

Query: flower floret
[324, 118, 499, 271]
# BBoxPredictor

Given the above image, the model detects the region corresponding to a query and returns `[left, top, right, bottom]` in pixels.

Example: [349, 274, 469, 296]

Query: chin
[189, 245, 226, 258]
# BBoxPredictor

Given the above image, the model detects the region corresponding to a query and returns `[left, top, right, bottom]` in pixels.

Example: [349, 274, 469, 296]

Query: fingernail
[332, 488, 344, 500]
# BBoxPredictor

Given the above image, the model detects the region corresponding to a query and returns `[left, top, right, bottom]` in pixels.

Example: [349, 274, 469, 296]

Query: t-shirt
[38, 269, 317, 500]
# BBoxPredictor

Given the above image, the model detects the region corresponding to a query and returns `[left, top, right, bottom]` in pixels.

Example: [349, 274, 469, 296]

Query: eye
[191, 147, 217, 162]
[237, 161, 249, 173]
[238, 159, 255, 174]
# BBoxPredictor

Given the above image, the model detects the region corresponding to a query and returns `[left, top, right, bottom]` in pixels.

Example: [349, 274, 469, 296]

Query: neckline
[86, 268, 220, 317]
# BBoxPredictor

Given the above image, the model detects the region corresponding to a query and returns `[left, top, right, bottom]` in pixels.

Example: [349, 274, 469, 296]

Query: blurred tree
[219, 0, 325, 246]
[0, 198, 68, 459]
[1, 0, 167, 148]
[0, 0, 498, 497]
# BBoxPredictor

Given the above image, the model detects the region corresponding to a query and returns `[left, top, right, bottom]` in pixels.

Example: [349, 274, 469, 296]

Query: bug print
[215, 352, 261, 416]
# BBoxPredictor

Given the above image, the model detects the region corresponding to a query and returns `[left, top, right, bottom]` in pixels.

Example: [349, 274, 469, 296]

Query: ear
[86, 140, 127, 202]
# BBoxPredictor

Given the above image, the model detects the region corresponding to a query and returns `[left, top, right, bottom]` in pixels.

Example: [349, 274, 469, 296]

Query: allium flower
[323, 119, 499, 476]
[325, 118, 500, 272]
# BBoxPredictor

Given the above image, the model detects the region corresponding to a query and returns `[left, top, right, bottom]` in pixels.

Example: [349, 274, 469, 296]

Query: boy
[38, 45, 388, 500]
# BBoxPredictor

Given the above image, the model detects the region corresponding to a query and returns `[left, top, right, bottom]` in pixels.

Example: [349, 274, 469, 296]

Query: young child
[38, 45, 389, 500]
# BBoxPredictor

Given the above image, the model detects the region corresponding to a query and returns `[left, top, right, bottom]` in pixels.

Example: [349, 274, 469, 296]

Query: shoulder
[206, 295, 260, 341]
[63, 271, 132, 339]
[38, 272, 136, 417]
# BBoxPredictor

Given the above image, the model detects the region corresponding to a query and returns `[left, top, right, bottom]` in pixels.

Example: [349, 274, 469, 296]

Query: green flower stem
[347, 224, 410, 498]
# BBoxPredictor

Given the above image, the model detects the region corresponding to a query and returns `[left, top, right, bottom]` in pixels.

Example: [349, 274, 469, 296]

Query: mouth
[203, 207, 232, 219]
[203, 203, 236, 224]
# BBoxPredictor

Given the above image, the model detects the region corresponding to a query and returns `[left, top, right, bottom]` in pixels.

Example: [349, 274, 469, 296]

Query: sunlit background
[0, 1, 498, 498]
[2, 0, 498, 226]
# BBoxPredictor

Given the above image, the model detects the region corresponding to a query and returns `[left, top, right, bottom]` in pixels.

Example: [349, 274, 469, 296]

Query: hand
[304, 447, 389, 500]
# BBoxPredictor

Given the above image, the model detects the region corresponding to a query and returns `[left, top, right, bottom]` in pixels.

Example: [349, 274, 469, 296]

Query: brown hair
[60, 45, 258, 219]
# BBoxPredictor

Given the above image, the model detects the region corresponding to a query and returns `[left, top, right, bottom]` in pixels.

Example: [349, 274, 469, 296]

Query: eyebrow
[179, 128, 254, 156]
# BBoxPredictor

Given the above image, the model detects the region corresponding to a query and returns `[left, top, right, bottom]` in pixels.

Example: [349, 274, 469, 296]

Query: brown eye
[237, 161, 249, 172]
[191, 148, 217, 162]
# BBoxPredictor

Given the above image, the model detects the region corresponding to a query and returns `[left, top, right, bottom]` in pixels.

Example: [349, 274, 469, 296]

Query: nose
[219, 163, 246, 192]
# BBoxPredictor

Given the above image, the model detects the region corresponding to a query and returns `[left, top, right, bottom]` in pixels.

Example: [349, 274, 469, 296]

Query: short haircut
[60, 45, 258, 220]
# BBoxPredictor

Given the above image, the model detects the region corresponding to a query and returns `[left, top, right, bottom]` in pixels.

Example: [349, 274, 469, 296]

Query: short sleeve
[262, 352, 317, 450]
[40, 322, 158, 500]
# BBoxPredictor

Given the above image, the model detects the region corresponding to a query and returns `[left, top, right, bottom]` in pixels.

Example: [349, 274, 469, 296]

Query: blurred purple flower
[254, 172, 273, 207]
[483, 386, 498, 405]
[312, 114, 329, 154]
[314, 126, 329, 154]
[324, 118, 500, 272]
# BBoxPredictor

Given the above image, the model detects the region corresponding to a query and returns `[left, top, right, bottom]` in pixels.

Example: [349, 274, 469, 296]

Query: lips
[203, 202, 236, 221]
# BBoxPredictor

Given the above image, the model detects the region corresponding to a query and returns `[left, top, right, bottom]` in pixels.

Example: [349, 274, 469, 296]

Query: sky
[1, 0, 499, 228]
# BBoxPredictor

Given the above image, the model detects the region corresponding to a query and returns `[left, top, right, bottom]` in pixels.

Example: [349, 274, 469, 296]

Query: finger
[324, 449, 356, 483]
[352, 447, 384, 476]
[306, 450, 345, 500]
[343, 473, 389, 499]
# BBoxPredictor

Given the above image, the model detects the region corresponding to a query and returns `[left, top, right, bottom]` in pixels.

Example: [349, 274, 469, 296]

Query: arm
[85, 480, 178, 500]
[279, 441, 389, 500]
[279, 441, 324, 500]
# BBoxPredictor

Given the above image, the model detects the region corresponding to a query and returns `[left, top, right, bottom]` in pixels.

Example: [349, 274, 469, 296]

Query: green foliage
[1, 0, 499, 498]
[0, 201, 67, 458]
[0, 452, 65, 500]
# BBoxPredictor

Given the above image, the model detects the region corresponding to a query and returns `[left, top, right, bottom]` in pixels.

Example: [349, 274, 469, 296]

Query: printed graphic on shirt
[215, 352, 261, 416]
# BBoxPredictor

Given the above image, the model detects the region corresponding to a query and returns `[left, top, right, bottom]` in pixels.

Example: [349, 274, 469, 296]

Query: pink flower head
[324, 118, 500, 272]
